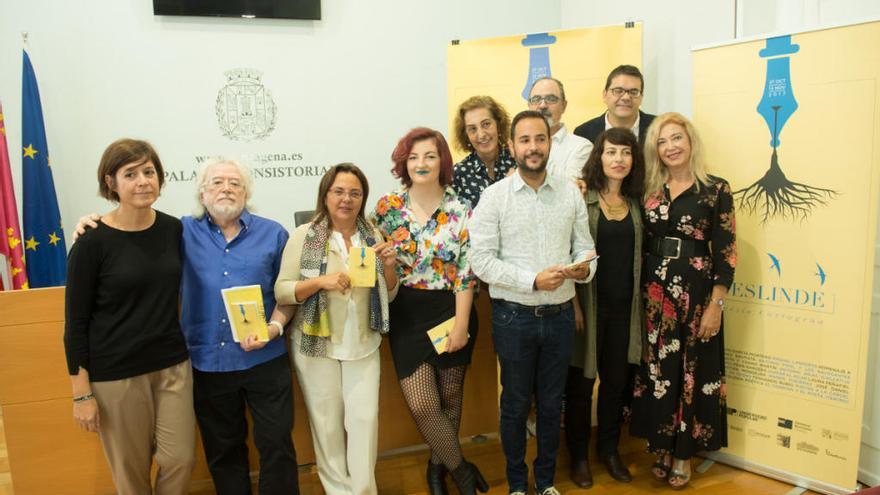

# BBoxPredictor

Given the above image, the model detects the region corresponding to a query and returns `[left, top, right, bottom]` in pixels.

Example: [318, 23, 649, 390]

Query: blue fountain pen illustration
[734, 35, 837, 224]
[520, 33, 557, 101]
[756, 36, 799, 147]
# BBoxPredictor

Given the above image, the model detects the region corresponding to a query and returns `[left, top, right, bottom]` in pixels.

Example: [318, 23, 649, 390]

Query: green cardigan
[570, 189, 645, 379]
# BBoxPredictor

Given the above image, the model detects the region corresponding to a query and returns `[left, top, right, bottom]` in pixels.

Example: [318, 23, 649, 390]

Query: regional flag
[0, 100, 28, 290]
[22, 50, 66, 287]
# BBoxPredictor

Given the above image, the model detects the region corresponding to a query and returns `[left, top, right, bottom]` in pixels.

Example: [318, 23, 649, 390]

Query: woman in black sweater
[64, 139, 195, 494]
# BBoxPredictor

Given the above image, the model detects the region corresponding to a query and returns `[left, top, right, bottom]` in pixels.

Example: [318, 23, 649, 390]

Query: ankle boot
[426, 460, 449, 495]
[451, 460, 489, 495]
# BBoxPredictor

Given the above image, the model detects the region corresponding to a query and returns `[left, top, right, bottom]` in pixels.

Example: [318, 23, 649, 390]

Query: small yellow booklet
[347, 246, 376, 287]
[221, 285, 269, 343]
[426, 317, 456, 354]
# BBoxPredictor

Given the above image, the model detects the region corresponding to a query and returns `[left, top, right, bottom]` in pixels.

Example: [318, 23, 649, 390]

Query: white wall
[560, 0, 736, 118]
[0, 0, 560, 235]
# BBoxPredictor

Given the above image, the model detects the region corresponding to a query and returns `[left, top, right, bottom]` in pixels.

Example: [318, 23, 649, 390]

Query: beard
[515, 150, 548, 176]
[207, 202, 245, 223]
[538, 109, 558, 130]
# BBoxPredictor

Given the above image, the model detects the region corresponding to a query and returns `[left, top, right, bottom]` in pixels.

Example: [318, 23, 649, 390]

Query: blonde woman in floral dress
[373, 127, 487, 495]
[630, 113, 737, 490]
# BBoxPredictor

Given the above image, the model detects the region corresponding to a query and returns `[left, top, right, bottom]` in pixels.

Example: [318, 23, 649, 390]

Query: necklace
[599, 193, 629, 217]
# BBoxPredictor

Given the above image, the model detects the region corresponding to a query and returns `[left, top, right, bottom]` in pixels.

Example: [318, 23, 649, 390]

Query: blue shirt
[181, 209, 289, 372]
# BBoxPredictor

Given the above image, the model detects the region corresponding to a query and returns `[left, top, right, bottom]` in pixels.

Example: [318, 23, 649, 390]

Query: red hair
[390, 127, 454, 187]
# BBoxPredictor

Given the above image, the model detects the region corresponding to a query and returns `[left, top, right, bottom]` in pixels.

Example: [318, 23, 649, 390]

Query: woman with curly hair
[451, 95, 516, 208]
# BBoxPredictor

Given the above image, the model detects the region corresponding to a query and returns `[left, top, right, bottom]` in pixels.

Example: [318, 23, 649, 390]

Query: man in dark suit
[573, 65, 656, 145]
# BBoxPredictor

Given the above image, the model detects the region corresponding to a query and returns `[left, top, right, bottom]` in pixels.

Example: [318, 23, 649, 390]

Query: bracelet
[73, 393, 94, 403]
[268, 320, 284, 337]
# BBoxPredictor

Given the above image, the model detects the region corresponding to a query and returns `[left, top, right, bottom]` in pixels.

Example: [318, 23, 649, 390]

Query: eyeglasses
[208, 177, 244, 190]
[528, 94, 561, 105]
[608, 87, 642, 98]
[329, 188, 363, 200]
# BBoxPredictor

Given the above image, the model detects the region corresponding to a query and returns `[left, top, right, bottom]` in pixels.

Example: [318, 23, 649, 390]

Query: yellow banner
[447, 24, 642, 161]
[693, 21, 880, 493]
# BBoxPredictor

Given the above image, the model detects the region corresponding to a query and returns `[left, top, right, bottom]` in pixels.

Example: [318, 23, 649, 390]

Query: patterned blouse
[452, 147, 517, 208]
[372, 187, 476, 293]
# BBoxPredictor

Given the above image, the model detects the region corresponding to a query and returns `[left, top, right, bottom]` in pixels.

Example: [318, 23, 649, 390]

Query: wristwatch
[268, 320, 285, 337]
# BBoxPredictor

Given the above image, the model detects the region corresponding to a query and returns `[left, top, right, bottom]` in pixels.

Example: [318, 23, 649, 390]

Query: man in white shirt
[527, 77, 593, 182]
[470, 110, 597, 495]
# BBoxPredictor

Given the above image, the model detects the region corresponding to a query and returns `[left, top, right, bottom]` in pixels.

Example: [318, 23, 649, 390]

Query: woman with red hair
[373, 128, 487, 495]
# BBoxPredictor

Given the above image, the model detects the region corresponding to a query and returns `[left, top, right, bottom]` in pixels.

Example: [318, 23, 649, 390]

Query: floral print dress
[630, 176, 737, 457]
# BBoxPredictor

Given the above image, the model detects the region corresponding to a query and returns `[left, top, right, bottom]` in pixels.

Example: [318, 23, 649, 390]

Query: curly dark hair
[582, 127, 644, 198]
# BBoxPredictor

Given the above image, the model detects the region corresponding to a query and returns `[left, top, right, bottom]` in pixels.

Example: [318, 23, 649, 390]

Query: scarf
[298, 216, 390, 357]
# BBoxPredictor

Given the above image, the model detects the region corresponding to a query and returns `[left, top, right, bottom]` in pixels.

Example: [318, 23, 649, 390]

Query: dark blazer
[573, 110, 656, 145]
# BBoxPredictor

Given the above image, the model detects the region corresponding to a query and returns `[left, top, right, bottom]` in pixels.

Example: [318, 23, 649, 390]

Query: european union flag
[22, 50, 66, 287]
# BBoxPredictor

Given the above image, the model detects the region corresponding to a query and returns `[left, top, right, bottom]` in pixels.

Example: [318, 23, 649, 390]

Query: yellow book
[347, 246, 377, 287]
[426, 317, 456, 354]
[221, 285, 269, 343]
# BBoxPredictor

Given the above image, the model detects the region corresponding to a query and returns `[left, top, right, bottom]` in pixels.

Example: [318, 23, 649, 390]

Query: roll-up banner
[693, 21, 880, 494]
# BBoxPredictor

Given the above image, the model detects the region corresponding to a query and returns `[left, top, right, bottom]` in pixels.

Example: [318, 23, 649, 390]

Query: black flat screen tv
[153, 0, 320, 20]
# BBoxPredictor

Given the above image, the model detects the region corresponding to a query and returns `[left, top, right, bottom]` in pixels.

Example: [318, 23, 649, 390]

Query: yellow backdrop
[447, 24, 642, 161]
[693, 21, 880, 494]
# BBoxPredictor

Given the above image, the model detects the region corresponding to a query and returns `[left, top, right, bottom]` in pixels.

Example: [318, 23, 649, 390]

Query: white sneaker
[538, 486, 561, 495]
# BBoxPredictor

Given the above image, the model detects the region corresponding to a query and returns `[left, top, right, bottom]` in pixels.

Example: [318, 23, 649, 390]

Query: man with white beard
[527, 77, 593, 183]
[181, 158, 299, 494]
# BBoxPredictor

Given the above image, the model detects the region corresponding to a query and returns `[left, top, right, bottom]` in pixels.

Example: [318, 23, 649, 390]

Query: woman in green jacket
[565, 127, 645, 487]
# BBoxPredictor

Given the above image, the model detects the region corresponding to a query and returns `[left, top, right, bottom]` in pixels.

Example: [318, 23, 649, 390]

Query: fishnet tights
[399, 362, 467, 470]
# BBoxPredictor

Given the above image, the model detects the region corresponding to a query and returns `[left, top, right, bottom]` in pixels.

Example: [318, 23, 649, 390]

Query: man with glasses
[181, 158, 300, 494]
[574, 65, 656, 144]
[527, 77, 593, 182]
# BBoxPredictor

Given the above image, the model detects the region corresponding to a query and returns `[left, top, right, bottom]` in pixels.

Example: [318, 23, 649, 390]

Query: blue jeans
[492, 300, 575, 492]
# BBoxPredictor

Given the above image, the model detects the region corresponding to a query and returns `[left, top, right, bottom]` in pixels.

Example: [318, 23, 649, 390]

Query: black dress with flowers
[630, 176, 737, 458]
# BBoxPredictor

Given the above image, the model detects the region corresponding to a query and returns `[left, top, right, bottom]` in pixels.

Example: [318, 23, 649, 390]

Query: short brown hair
[452, 96, 511, 153]
[390, 128, 454, 188]
[605, 65, 644, 91]
[313, 163, 370, 227]
[510, 110, 550, 140]
[97, 138, 164, 201]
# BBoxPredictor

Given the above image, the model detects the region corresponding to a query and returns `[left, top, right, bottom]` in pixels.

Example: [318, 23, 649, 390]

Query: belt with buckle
[496, 299, 573, 317]
[648, 236, 710, 259]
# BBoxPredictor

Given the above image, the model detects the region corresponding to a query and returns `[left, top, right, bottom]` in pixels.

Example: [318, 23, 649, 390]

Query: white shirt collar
[552, 123, 569, 144]
[512, 168, 556, 192]
[604, 112, 640, 137]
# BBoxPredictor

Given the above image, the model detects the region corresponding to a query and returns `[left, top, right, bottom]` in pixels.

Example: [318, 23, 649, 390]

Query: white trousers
[293, 349, 381, 495]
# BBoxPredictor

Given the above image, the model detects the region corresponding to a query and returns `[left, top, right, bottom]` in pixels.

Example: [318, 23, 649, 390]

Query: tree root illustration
[734, 150, 837, 224]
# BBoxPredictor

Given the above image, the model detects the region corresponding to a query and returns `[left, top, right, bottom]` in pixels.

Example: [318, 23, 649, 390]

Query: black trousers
[193, 354, 299, 495]
[565, 303, 632, 460]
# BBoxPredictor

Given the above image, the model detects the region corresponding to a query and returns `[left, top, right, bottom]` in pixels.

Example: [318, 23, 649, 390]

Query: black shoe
[427, 460, 449, 495]
[451, 460, 489, 495]
[601, 452, 633, 482]
[569, 458, 593, 488]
